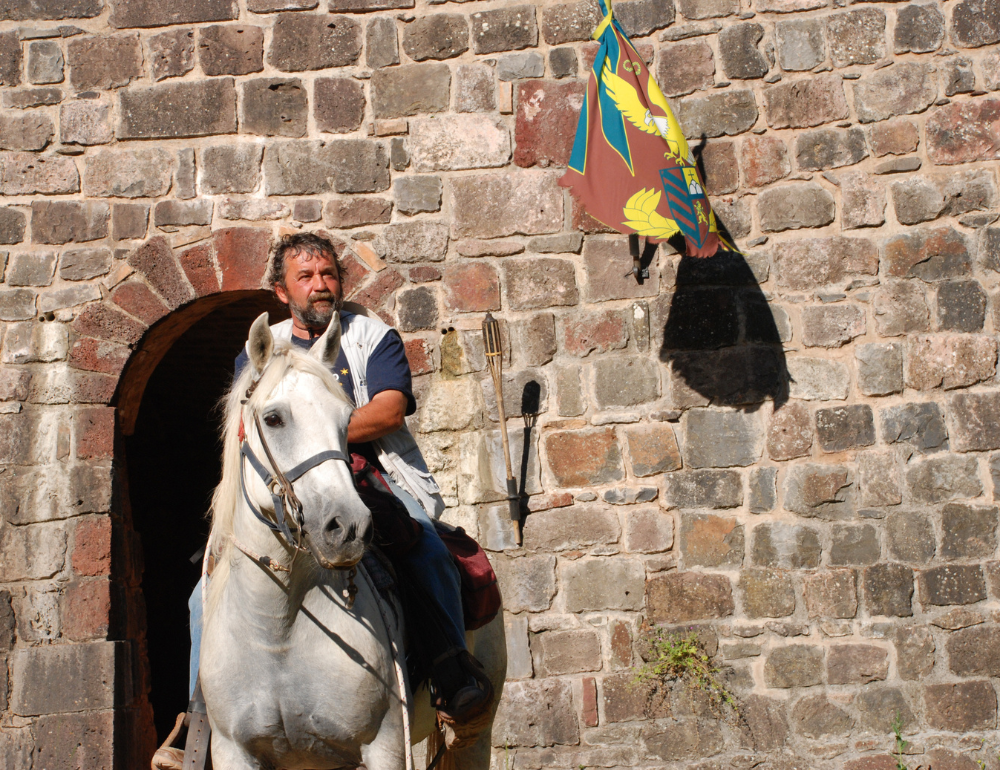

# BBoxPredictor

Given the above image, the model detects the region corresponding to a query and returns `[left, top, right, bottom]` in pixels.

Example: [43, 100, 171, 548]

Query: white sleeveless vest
[262, 302, 446, 519]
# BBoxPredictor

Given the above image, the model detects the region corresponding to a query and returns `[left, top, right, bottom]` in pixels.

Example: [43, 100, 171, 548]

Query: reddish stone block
[926, 100, 1000, 166]
[925, 749, 981, 770]
[352, 268, 404, 313]
[625, 423, 682, 477]
[544, 427, 624, 487]
[582, 676, 598, 727]
[72, 516, 112, 577]
[610, 621, 632, 668]
[514, 79, 586, 168]
[110, 280, 170, 326]
[70, 372, 117, 404]
[443, 263, 500, 313]
[178, 242, 221, 296]
[72, 303, 146, 346]
[741, 134, 790, 188]
[76, 407, 115, 460]
[868, 119, 919, 157]
[701, 140, 738, 195]
[645, 571, 735, 623]
[69, 338, 131, 376]
[0, 368, 31, 402]
[126, 236, 193, 309]
[404, 337, 434, 375]
[61, 579, 111, 641]
[215, 226, 271, 292]
[923, 681, 998, 731]
[561, 309, 628, 357]
[338, 250, 371, 301]
[408, 266, 441, 283]
[525, 492, 573, 512]
[844, 757, 899, 770]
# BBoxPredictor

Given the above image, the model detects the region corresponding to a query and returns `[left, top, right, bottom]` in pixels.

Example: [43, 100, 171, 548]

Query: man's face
[275, 247, 344, 332]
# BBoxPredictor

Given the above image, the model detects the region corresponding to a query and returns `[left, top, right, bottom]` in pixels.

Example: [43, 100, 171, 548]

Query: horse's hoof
[152, 747, 185, 770]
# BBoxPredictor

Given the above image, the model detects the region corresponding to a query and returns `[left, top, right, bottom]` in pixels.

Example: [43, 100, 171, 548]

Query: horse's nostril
[325, 517, 342, 535]
[343, 523, 357, 543]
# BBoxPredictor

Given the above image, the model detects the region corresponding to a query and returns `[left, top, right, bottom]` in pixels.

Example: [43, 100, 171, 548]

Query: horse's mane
[205, 342, 350, 608]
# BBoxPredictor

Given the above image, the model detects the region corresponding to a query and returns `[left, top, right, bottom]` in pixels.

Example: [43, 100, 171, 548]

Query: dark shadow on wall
[659, 240, 789, 413]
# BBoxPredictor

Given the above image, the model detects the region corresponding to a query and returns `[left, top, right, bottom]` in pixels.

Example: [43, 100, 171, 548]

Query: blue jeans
[188, 480, 466, 698]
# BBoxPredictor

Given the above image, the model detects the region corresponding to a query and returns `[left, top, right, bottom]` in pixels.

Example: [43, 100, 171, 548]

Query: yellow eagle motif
[601, 62, 696, 166]
[622, 188, 681, 239]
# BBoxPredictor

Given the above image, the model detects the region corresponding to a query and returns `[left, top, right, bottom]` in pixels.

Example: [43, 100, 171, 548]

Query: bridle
[235, 369, 359, 606]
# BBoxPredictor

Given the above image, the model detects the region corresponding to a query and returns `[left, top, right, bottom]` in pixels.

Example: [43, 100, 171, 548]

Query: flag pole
[482, 313, 522, 545]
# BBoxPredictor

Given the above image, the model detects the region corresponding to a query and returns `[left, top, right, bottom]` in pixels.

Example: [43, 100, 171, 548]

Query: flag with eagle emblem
[558, 0, 732, 258]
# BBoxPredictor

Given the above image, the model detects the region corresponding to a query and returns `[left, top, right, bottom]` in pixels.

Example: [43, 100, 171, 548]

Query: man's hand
[348, 390, 408, 443]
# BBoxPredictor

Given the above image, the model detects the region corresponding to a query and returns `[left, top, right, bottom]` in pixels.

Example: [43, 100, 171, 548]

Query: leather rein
[235, 371, 359, 606]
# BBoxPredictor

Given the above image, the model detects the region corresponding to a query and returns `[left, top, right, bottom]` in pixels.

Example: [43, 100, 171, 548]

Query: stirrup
[434, 652, 494, 750]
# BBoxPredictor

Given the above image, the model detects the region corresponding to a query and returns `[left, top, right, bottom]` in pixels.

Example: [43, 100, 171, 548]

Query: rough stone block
[6, 252, 56, 287]
[869, 118, 920, 157]
[885, 509, 934, 563]
[827, 8, 885, 67]
[895, 4, 944, 53]
[83, 147, 174, 198]
[830, 523, 880, 566]
[776, 18, 825, 72]
[951, 0, 1000, 47]
[856, 343, 903, 396]
[242, 78, 307, 137]
[374, 221, 446, 261]
[365, 16, 398, 69]
[645, 571, 734, 623]
[784, 463, 852, 519]
[950, 392, 1000, 451]
[562, 557, 645, 612]
[560, 308, 627, 357]
[67, 34, 142, 90]
[683, 409, 761, 468]
[880, 402, 947, 453]
[544, 428, 623, 487]
[490, 554, 556, 613]
[148, 28, 195, 81]
[664, 469, 743, 509]
[118, 78, 237, 139]
[31, 201, 108, 244]
[766, 403, 812, 462]
[199, 24, 264, 76]
[11, 641, 118, 715]
[314, 77, 365, 135]
[804, 569, 857, 618]
[764, 645, 823, 688]
[60, 247, 112, 280]
[940, 503, 998, 560]
[493, 679, 579, 748]
[873, 280, 929, 336]
[795, 127, 868, 171]
[268, 13, 361, 71]
[854, 62, 936, 123]
[700, 140, 738, 195]
[775, 235, 877, 290]
[759, 182, 835, 232]
[923, 682, 997, 732]
[815, 405, 874, 452]
[264, 139, 389, 195]
[681, 513, 744, 568]
[719, 23, 767, 80]
[0, 112, 54, 152]
[749, 467, 777, 513]
[655, 39, 715, 97]
[541, 1, 602, 45]
[201, 145, 262, 195]
[920, 565, 987, 606]
[594, 356, 659, 408]
[885, 226, 971, 281]
[906, 334, 996, 391]
[864, 563, 914, 616]
[624, 507, 673, 553]
[403, 14, 468, 61]
[674, 89, 757, 138]
[450, 172, 562, 239]
[742, 568, 794, 618]
[764, 75, 848, 129]
[677, 0, 737, 18]
[751, 522, 821, 568]
[394, 175, 441, 215]
[412, 114, 510, 172]
[801, 304, 865, 348]
[514, 80, 583, 168]
[454, 63, 495, 112]
[907, 453, 984, 504]
[937, 280, 987, 332]
[532, 629, 600, 677]
[511, 313, 556, 368]
[153, 199, 213, 228]
[625, 423, 681, 477]
[0, 152, 79, 195]
[60, 100, 113, 146]
[27, 41, 63, 85]
[470, 5, 537, 54]
[947, 625, 1000, 677]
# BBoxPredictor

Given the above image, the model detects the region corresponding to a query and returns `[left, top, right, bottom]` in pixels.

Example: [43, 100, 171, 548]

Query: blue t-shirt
[234, 317, 416, 465]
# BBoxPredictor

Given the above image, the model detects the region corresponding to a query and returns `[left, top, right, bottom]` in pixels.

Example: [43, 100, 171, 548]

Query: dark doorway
[126, 292, 289, 742]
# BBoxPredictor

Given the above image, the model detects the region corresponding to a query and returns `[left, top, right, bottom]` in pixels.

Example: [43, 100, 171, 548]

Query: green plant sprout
[891, 711, 908, 770]
[632, 628, 738, 715]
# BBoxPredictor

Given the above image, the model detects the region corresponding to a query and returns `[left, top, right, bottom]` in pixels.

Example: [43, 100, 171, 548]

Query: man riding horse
[187, 232, 492, 727]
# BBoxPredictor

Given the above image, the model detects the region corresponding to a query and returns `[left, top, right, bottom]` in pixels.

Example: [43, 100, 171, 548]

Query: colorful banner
[559, 0, 732, 257]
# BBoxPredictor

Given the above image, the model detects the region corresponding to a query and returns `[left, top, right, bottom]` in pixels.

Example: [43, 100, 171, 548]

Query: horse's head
[242, 312, 372, 569]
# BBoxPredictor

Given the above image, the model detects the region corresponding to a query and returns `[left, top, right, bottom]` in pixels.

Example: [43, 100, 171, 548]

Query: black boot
[430, 649, 492, 722]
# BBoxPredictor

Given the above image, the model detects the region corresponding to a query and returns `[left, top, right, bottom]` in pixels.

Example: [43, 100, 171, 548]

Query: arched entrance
[124, 291, 288, 741]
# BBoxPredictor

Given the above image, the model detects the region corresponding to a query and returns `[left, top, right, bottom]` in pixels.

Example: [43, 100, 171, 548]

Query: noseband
[236, 371, 359, 605]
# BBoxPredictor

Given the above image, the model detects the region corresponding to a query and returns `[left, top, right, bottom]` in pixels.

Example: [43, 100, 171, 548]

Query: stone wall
[2, 0, 1000, 767]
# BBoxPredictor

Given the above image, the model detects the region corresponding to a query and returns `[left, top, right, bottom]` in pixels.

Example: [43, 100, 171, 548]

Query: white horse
[200, 313, 506, 770]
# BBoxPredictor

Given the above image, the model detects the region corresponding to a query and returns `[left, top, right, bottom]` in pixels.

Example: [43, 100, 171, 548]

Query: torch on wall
[481, 312, 522, 546]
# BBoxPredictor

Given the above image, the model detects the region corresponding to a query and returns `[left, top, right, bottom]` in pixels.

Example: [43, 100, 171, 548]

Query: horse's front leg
[211, 733, 266, 770]
[360, 707, 407, 770]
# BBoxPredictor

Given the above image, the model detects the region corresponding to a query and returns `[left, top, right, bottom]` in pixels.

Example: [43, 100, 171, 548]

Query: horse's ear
[248, 312, 273, 375]
[310, 312, 341, 368]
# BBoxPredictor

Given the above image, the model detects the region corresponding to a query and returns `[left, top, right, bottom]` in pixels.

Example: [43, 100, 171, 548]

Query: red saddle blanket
[351, 454, 501, 630]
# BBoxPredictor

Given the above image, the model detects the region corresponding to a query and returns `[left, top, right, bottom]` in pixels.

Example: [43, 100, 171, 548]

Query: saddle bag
[351, 454, 423, 559]
[433, 523, 501, 631]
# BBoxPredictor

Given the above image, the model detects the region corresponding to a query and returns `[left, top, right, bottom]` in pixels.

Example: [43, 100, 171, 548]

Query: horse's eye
[263, 413, 283, 428]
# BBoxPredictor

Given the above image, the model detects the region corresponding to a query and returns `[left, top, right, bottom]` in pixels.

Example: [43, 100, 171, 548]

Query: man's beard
[291, 291, 342, 333]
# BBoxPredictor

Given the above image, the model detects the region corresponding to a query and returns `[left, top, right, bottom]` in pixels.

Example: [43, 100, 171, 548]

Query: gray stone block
[241, 78, 307, 138]
[268, 13, 361, 72]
